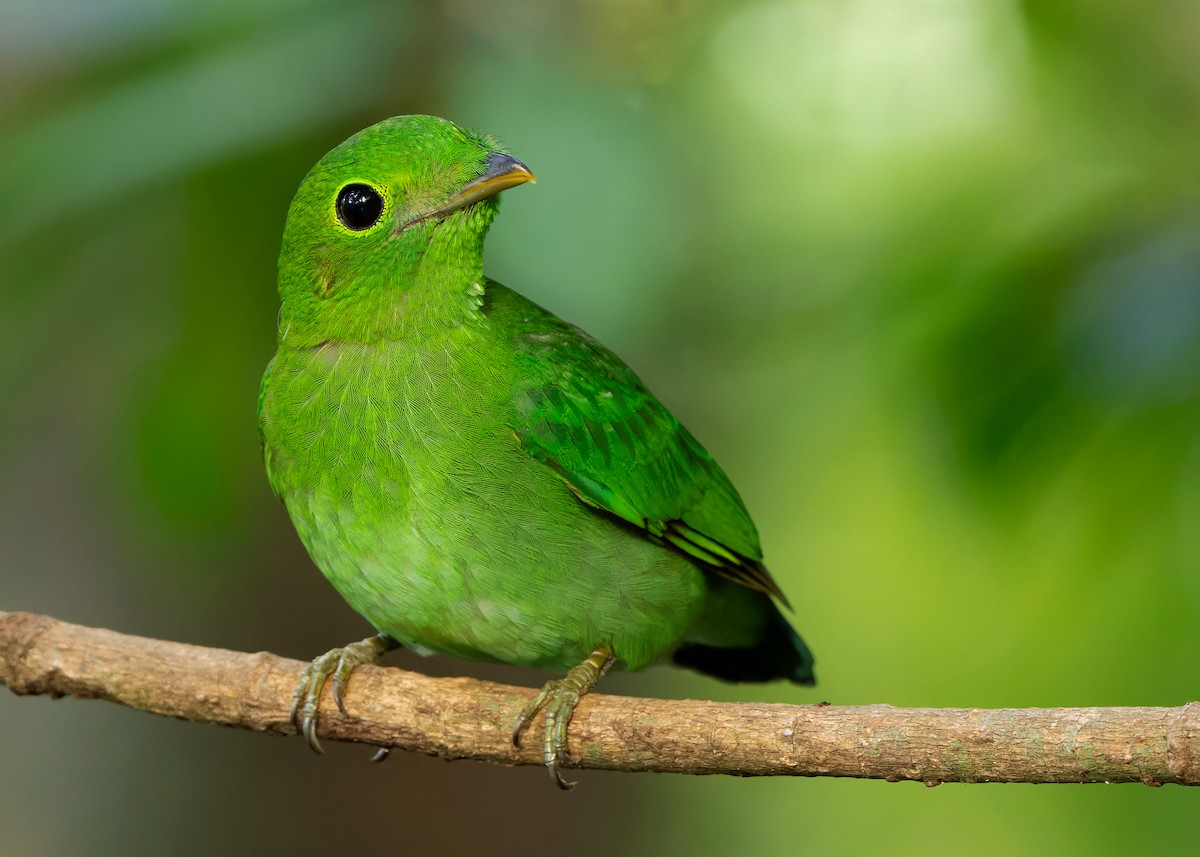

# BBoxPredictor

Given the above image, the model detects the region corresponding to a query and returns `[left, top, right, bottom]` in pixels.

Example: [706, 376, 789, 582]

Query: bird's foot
[289, 633, 396, 754]
[512, 646, 614, 790]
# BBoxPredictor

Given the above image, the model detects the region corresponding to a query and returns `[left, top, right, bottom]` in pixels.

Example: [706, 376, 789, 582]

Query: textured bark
[2, 610, 1196, 785]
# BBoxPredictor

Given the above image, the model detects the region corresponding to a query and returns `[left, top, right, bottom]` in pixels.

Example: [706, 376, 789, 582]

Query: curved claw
[332, 657, 354, 714]
[291, 655, 338, 754]
[289, 634, 395, 755]
[302, 706, 324, 755]
[512, 647, 613, 790]
[511, 696, 541, 747]
[368, 747, 391, 763]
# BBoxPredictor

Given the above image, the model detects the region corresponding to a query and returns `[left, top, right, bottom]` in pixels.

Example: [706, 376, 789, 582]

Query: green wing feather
[500, 286, 789, 606]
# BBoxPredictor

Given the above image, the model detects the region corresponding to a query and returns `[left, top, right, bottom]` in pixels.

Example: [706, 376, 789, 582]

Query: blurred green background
[2, 0, 1198, 854]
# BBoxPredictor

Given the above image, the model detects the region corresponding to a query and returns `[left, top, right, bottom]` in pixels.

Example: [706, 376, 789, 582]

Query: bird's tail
[672, 600, 815, 685]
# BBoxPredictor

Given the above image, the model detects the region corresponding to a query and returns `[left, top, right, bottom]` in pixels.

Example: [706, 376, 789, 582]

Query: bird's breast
[263, 337, 512, 500]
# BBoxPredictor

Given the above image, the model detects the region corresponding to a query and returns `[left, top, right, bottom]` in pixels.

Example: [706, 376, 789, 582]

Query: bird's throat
[278, 217, 492, 348]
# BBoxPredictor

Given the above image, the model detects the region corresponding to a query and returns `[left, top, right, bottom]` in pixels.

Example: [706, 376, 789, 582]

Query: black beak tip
[484, 151, 536, 184]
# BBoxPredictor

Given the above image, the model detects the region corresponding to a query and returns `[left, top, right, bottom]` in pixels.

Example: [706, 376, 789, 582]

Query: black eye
[336, 183, 384, 231]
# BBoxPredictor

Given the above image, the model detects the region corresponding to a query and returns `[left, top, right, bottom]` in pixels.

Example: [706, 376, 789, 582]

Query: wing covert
[506, 299, 788, 605]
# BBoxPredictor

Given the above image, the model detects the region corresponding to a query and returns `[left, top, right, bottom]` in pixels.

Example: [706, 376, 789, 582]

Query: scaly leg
[290, 633, 398, 753]
[512, 646, 614, 790]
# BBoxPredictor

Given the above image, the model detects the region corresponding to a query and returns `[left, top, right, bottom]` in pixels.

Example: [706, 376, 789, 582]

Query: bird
[258, 114, 815, 788]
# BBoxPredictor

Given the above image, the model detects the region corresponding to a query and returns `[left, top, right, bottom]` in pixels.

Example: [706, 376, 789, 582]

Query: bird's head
[276, 114, 535, 344]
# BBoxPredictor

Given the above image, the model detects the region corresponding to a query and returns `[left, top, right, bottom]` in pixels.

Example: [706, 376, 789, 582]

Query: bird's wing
[506, 297, 788, 605]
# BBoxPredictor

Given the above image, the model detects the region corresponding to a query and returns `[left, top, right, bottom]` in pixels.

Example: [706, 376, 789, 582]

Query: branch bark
[1, 610, 1196, 786]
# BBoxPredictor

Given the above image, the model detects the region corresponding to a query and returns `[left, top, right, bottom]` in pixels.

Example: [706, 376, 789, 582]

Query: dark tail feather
[672, 606, 815, 685]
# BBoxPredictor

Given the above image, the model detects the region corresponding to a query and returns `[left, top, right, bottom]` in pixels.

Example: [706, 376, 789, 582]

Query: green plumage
[258, 115, 813, 782]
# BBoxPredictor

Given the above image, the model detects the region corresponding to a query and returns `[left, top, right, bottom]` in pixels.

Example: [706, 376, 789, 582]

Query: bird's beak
[428, 152, 536, 219]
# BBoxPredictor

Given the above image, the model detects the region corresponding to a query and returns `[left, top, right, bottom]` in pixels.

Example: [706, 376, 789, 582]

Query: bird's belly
[292, 465, 707, 673]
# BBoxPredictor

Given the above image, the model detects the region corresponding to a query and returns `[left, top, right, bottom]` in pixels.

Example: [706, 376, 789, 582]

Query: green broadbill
[258, 115, 815, 787]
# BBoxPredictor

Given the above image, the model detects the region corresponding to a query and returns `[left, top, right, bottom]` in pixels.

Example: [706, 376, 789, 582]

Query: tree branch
[1, 610, 1195, 785]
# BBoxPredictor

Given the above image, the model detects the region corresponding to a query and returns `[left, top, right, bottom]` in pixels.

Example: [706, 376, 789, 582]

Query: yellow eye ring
[334, 182, 389, 232]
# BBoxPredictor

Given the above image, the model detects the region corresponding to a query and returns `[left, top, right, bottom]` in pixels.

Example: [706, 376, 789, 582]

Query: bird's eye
[335, 183, 385, 231]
